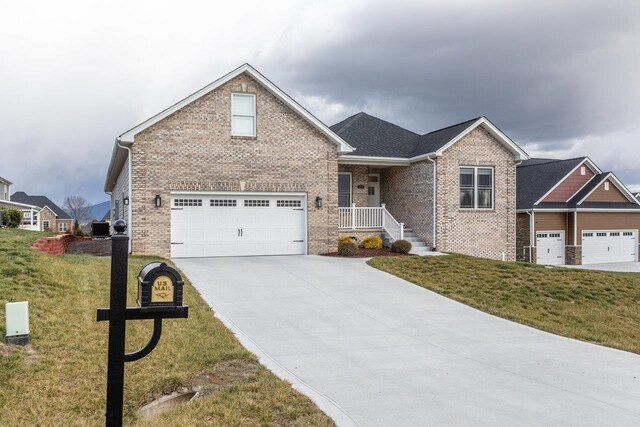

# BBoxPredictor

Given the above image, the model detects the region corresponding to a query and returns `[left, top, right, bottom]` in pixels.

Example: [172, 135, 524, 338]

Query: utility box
[6, 301, 30, 345]
[137, 262, 184, 308]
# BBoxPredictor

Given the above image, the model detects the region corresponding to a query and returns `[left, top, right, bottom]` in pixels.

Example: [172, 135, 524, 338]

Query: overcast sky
[1, 0, 638, 206]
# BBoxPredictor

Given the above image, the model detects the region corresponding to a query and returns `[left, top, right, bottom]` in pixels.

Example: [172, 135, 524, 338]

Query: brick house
[104, 64, 528, 260]
[8, 192, 73, 233]
[516, 157, 640, 265]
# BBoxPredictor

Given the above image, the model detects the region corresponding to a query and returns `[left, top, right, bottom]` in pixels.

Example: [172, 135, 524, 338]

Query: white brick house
[104, 64, 528, 260]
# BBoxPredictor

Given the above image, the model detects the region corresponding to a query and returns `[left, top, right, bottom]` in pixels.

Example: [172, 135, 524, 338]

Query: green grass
[368, 254, 640, 354]
[0, 229, 333, 426]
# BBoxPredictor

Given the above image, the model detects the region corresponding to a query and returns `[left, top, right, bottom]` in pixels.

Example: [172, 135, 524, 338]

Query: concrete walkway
[564, 261, 640, 273]
[175, 256, 640, 427]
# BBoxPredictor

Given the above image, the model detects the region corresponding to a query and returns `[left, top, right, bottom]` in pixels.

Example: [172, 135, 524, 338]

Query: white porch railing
[339, 203, 404, 242]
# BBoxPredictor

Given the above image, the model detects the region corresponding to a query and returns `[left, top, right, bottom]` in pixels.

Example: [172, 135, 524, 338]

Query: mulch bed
[65, 239, 112, 256]
[320, 247, 413, 258]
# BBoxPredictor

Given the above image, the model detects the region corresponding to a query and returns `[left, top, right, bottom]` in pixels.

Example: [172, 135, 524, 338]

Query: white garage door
[582, 230, 637, 264]
[536, 231, 565, 265]
[170, 193, 306, 258]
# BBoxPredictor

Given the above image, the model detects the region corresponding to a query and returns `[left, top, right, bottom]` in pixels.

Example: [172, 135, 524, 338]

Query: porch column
[351, 203, 356, 230]
[30, 208, 34, 229]
[381, 204, 386, 228]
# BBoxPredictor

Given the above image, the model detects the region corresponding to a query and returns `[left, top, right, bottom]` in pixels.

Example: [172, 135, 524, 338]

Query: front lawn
[0, 229, 333, 426]
[368, 254, 640, 354]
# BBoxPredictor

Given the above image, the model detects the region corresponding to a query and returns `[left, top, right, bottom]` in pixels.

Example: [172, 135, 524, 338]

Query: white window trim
[23, 211, 31, 219]
[43, 220, 50, 229]
[604, 181, 610, 191]
[338, 172, 352, 208]
[231, 93, 257, 137]
[58, 222, 68, 232]
[459, 166, 494, 210]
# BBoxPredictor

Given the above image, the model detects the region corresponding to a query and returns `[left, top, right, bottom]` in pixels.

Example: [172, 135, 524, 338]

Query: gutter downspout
[427, 156, 437, 250]
[116, 138, 132, 253]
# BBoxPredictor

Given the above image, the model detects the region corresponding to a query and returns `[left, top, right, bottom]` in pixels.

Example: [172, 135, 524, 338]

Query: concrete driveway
[175, 256, 640, 427]
[565, 261, 640, 272]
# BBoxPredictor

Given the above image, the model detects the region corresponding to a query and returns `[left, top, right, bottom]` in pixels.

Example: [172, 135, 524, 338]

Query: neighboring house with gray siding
[104, 63, 528, 260]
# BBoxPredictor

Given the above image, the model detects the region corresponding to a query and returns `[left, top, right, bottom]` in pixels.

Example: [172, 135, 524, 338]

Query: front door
[367, 174, 380, 207]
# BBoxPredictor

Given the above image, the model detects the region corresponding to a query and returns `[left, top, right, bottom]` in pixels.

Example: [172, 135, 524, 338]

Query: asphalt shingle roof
[518, 161, 640, 210]
[330, 112, 480, 158]
[10, 192, 71, 219]
[516, 158, 586, 209]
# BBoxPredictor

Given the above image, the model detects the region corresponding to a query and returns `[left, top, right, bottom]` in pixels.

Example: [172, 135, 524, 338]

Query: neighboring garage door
[536, 231, 565, 265]
[170, 193, 306, 258]
[582, 230, 637, 264]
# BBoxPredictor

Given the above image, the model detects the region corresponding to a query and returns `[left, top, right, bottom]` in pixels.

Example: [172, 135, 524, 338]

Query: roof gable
[334, 114, 529, 162]
[542, 161, 596, 203]
[105, 64, 354, 192]
[573, 173, 639, 205]
[516, 157, 587, 209]
[118, 64, 353, 153]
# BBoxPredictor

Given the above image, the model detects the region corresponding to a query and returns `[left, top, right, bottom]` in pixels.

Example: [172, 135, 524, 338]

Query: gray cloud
[1, 0, 639, 206]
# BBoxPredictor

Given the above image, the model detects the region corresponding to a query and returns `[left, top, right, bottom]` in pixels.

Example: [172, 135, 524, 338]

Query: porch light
[155, 195, 162, 208]
[123, 196, 129, 206]
[315, 196, 323, 208]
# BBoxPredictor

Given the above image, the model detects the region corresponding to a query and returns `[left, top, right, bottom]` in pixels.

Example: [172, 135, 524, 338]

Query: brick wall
[435, 127, 517, 261]
[338, 165, 369, 207]
[123, 73, 340, 257]
[39, 208, 56, 231]
[381, 162, 435, 247]
[31, 234, 76, 256]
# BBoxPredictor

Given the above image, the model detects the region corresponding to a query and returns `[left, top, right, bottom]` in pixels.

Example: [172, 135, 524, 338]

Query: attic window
[580, 166, 586, 175]
[231, 93, 256, 137]
[604, 181, 610, 191]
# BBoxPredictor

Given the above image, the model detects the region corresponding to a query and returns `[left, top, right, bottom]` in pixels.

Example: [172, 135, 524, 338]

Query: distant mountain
[89, 201, 110, 221]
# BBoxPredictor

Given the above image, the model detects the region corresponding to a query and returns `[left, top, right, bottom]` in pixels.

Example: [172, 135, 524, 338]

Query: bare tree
[63, 196, 93, 227]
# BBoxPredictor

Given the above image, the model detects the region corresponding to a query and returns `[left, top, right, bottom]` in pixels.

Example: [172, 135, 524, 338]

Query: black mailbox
[137, 262, 184, 308]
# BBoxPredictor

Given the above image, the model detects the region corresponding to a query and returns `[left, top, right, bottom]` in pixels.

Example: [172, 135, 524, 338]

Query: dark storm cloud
[267, 1, 639, 145]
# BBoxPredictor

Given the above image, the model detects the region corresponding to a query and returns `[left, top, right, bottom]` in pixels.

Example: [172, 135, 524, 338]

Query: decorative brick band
[168, 180, 308, 193]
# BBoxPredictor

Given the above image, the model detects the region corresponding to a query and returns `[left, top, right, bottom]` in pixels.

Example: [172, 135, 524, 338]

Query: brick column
[565, 246, 582, 265]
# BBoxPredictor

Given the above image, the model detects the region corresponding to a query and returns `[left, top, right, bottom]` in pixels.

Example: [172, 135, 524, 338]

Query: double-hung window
[459, 167, 493, 209]
[231, 93, 256, 137]
[338, 173, 352, 207]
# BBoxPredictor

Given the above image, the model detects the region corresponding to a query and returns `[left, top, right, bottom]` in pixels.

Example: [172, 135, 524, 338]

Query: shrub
[338, 236, 355, 245]
[391, 239, 412, 254]
[2, 209, 22, 228]
[361, 235, 383, 249]
[338, 241, 358, 256]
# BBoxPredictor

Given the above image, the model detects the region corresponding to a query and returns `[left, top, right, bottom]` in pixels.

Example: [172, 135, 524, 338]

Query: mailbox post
[97, 220, 188, 427]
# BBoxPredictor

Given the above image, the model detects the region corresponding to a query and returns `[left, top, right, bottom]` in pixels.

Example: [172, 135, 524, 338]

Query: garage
[582, 230, 637, 264]
[170, 193, 306, 258]
[536, 231, 565, 265]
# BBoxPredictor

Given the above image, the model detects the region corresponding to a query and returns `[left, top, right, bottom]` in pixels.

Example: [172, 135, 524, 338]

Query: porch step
[382, 230, 433, 255]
